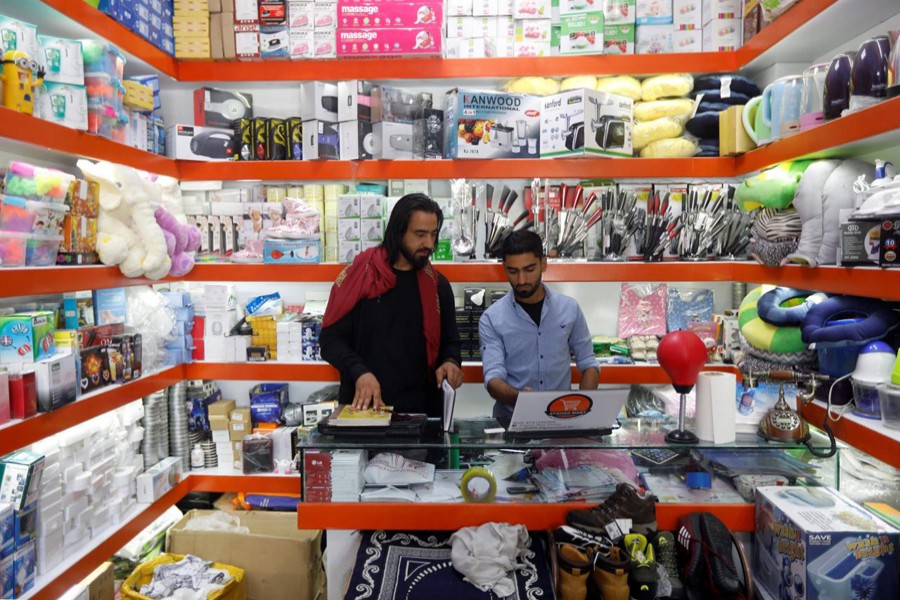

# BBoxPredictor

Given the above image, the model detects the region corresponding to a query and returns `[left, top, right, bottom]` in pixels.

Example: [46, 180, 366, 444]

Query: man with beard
[479, 230, 599, 426]
[320, 194, 463, 416]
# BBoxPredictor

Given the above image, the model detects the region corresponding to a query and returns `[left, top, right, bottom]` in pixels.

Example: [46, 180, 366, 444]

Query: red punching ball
[657, 331, 708, 394]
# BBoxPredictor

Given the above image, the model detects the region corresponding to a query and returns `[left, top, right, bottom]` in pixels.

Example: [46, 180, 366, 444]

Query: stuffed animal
[76, 159, 171, 279]
[155, 205, 200, 277]
[735, 160, 815, 211]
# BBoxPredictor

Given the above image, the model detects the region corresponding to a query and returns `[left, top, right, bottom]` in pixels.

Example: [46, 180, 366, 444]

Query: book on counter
[331, 405, 394, 427]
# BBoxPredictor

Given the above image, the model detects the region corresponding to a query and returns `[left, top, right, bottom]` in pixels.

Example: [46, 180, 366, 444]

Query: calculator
[631, 448, 683, 465]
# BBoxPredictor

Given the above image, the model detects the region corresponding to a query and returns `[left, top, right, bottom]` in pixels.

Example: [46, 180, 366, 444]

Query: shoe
[566, 483, 658, 539]
[654, 531, 685, 599]
[553, 525, 611, 553]
[557, 543, 592, 600]
[591, 545, 630, 600]
[675, 513, 742, 598]
[625, 533, 658, 600]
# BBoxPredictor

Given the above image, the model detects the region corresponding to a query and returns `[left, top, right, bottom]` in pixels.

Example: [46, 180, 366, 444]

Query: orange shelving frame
[735, 0, 839, 67]
[801, 402, 900, 470]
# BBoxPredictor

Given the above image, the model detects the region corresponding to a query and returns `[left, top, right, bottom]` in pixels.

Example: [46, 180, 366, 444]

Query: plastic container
[88, 104, 117, 138]
[0, 196, 69, 236]
[851, 378, 882, 418]
[0, 230, 28, 267]
[85, 72, 119, 108]
[25, 233, 63, 266]
[877, 383, 900, 430]
[2, 162, 75, 203]
[80, 40, 125, 80]
[0, 196, 35, 232]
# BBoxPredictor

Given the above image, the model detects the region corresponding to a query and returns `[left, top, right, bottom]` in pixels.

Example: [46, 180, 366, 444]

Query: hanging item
[618, 283, 668, 338]
[667, 288, 715, 332]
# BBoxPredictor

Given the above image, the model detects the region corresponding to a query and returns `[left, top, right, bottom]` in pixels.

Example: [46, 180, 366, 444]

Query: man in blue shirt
[479, 230, 600, 425]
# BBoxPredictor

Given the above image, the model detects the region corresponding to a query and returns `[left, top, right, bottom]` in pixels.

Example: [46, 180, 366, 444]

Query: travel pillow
[686, 111, 720, 138]
[693, 74, 762, 97]
[735, 160, 815, 211]
[739, 285, 809, 354]
[689, 90, 753, 105]
[757, 288, 828, 326]
[801, 296, 900, 344]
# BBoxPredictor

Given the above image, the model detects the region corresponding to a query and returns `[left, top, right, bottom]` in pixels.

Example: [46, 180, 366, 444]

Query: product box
[136, 457, 183, 503]
[32, 351, 77, 412]
[79, 345, 111, 394]
[260, 25, 290, 59]
[0, 503, 11, 559]
[0, 16, 38, 62]
[604, 23, 635, 53]
[743, 0, 762, 43]
[702, 0, 741, 21]
[0, 554, 12, 599]
[702, 17, 741, 51]
[337, 194, 360, 218]
[673, 27, 702, 52]
[303, 120, 341, 160]
[235, 0, 260, 24]
[299, 81, 340, 122]
[673, 0, 702, 29]
[839, 218, 880, 266]
[234, 23, 261, 59]
[314, 29, 337, 58]
[719, 104, 754, 155]
[34, 82, 88, 130]
[601, 0, 636, 24]
[339, 119, 375, 160]
[0, 312, 55, 364]
[314, 1, 338, 29]
[636, 23, 673, 53]
[515, 18, 551, 42]
[107, 333, 142, 382]
[166, 124, 237, 161]
[559, 13, 604, 55]
[0, 451, 45, 511]
[336, 79, 374, 122]
[443, 88, 541, 159]
[168, 509, 324, 600]
[288, 1, 315, 29]
[373, 121, 415, 159]
[287, 117, 303, 159]
[193, 87, 253, 128]
[37, 36, 84, 85]
[540, 89, 633, 158]
[755, 486, 899, 600]
[413, 107, 444, 160]
[13, 501, 35, 547]
[13, 539, 34, 596]
[370, 86, 430, 124]
[636, 0, 673, 24]
[92, 287, 126, 325]
[263, 238, 321, 263]
[360, 218, 383, 241]
[336, 27, 442, 56]
[337, 2, 443, 28]
[879, 217, 900, 268]
[231, 407, 252, 423]
[289, 30, 314, 58]
[337, 218, 360, 241]
[338, 240, 361, 263]
[513, 0, 549, 18]
[259, 0, 288, 24]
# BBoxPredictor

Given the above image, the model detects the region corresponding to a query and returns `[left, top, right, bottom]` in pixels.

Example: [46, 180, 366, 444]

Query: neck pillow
[689, 90, 753, 105]
[693, 74, 761, 97]
[757, 288, 829, 326]
[801, 296, 900, 344]
[736, 160, 815, 211]
[739, 285, 809, 354]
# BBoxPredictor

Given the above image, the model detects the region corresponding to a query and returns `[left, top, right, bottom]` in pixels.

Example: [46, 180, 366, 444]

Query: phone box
[602, 0, 636, 24]
[300, 81, 340, 122]
[32, 351, 77, 412]
[0, 451, 45, 511]
[304, 120, 341, 160]
[337, 2, 443, 28]
[702, 18, 741, 51]
[636, 0, 673, 24]
[0, 312, 55, 364]
[413, 107, 444, 160]
[604, 23, 635, 53]
[235, 0, 260, 24]
[371, 86, 430, 124]
[0, 16, 38, 61]
[260, 25, 290, 58]
[673, 28, 702, 52]
[673, 0, 701, 29]
[336, 26, 442, 57]
[234, 24, 261, 59]
[443, 88, 541, 159]
[136, 457, 182, 503]
[637, 23, 673, 53]
[513, 0, 550, 18]
[37, 36, 84, 85]
[515, 18, 551, 42]
[559, 13, 604, 55]
[288, 1, 315, 28]
[540, 89, 634, 158]
[289, 29, 313, 58]
[372, 121, 414, 159]
[702, 0, 741, 21]
[193, 87, 253, 128]
[35, 82, 88, 131]
[314, 29, 337, 58]
[755, 486, 899, 600]
[92, 287, 126, 325]
[340, 119, 375, 160]
[13, 540, 34, 596]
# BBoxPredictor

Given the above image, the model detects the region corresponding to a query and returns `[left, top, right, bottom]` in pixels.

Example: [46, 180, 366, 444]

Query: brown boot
[558, 543, 592, 600]
[591, 546, 630, 600]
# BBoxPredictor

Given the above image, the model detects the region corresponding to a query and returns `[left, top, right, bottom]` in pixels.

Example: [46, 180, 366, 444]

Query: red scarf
[322, 246, 441, 370]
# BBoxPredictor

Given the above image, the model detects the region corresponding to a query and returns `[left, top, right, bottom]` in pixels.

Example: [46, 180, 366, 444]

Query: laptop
[506, 389, 628, 438]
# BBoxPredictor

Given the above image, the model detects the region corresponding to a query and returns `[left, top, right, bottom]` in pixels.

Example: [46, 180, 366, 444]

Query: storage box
[230, 407, 252, 423]
[79, 561, 114, 600]
[540, 89, 633, 158]
[755, 486, 899, 600]
[443, 88, 541, 159]
[0, 312, 55, 364]
[702, 17, 741, 51]
[168, 509, 324, 600]
[166, 124, 237, 161]
[37, 36, 85, 86]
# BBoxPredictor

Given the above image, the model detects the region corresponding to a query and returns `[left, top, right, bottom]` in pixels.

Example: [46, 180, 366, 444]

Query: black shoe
[700, 513, 741, 596]
[675, 513, 742, 598]
[654, 531, 685, 599]
[553, 525, 612, 553]
[566, 483, 658, 540]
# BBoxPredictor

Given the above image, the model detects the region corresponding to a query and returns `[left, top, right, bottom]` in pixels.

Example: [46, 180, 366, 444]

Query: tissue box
[755, 486, 899, 600]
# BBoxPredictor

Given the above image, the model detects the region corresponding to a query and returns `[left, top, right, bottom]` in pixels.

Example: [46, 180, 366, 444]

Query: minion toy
[2, 50, 44, 115]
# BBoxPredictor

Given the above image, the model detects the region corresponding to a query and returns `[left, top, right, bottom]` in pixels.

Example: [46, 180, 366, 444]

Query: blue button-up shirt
[479, 286, 600, 420]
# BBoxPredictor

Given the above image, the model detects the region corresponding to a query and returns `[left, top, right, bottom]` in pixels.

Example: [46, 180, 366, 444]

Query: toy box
[37, 36, 84, 86]
[336, 27, 442, 57]
[755, 486, 900, 600]
[540, 89, 634, 158]
[559, 13, 604, 55]
[603, 23, 635, 53]
[673, 28, 701, 52]
[263, 237, 321, 264]
[337, 2, 443, 28]
[443, 88, 541, 159]
[702, 0, 741, 21]
[0, 311, 55, 364]
[32, 351, 77, 412]
[602, 0, 636, 24]
[0, 451, 44, 512]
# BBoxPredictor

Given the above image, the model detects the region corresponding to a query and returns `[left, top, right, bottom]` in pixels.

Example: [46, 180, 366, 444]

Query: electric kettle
[760, 76, 801, 143]
[800, 63, 829, 131]
[888, 30, 900, 98]
[742, 95, 769, 145]
[849, 35, 891, 111]
[823, 50, 856, 120]
[778, 75, 804, 138]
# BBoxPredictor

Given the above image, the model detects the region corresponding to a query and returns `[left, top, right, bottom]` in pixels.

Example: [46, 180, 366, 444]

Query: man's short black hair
[500, 230, 544, 260]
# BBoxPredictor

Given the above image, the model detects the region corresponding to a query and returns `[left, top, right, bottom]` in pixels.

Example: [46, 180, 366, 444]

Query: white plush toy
[77, 159, 171, 279]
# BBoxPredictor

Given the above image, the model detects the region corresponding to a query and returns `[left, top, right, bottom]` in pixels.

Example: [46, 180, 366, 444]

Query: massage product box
[337, 2, 443, 28]
[336, 27, 442, 57]
[755, 486, 899, 600]
[443, 88, 541, 159]
[540, 89, 633, 158]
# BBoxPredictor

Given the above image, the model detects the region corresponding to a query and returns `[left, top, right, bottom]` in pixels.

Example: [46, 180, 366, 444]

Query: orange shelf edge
[0, 107, 179, 178]
[732, 264, 900, 301]
[800, 402, 900, 470]
[189, 474, 301, 494]
[0, 366, 185, 456]
[296, 502, 756, 532]
[39, 0, 178, 79]
[0, 265, 172, 299]
[736, 0, 839, 67]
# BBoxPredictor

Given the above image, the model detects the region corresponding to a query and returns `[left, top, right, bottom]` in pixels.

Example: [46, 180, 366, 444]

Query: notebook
[506, 389, 628, 438]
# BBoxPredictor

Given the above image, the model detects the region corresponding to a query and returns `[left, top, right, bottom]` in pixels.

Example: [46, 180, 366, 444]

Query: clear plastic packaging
[0, 230, 28, 267]
[633, 118, 684, 151]
[639, 137, 700, 158]
[640, 73, 694, 102]
[25, 233, 63, 266]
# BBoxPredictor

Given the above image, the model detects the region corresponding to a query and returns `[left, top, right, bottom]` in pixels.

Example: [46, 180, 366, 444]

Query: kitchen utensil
[800, 63, 829, 131]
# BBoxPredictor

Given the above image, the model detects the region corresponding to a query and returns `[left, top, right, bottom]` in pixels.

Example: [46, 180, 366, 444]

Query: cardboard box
[636, 23, 673, 53]
[168, 510, 324, 600]
[719, 105, 754, 156]
[194, 87, 253, 128]
[80, 561, 114, 600]
[229, 421, 250, 441]
[839, 218, 880, 266]
[540, 89, 633, 158]
[230, 408, 252, 422]
[208, 399, 237, 418]
[221, 12, 237, 58]
[755, 486, 899, 600]
[166, 124, 237, 161]
[443, 88, 541, 159]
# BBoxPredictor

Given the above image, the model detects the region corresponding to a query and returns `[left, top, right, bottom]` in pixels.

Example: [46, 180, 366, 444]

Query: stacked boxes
[702, 0, 742, 51]
[336, 193, 385, 262]
[35, 35, 88, 131]
[672, 0, 702, 52]
[0, 449, 43, 600]
[99, 0, 175, 55]
[207, 399, 236, 467]
[174, 0, 211, 58]
[160, 291, 195, 366]
[283, 0, 336, 60]
[444, 0, 512, 58]
[457, 288, 486, 361]
[303, 449, 366, 502]
[247, 315, 276, 360]
[229, 406, 252, 467]
[554, 0, 604, 56]
[337, 1, 442, 57]
[635, 0, 673, 54]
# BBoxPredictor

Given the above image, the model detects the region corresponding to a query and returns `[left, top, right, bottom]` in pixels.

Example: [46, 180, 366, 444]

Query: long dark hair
[383, 193, 444, 264]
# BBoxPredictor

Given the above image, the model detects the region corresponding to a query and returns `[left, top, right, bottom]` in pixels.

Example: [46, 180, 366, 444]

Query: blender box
[37, 36, 84, 86]
[336, 26, 442, 57]
[35, 82, 89, 131]
[0, 312, 55, 364]
[603, 23, 635, 54]
[443, 88, 541, 159]
[540, 89, 633, 158]
[755, 486, 900, 600]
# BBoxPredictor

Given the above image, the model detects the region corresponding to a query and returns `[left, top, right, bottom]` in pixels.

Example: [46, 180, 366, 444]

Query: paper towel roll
[695, 371, 738, 444]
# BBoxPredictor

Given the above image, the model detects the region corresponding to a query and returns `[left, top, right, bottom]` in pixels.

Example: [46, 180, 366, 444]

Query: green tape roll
[460, 466, 497, 503]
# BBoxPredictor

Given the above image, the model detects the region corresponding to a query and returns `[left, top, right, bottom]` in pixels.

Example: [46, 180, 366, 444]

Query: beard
[401, 244, 431, 269]
[513, 279, 541, 299]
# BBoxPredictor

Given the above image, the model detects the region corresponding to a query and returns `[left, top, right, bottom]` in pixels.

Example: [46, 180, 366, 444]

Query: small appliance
[490, 123, 515, 149]
[849, 35, 892, 111]
[560, 113, 585, 150]
[190, 130, 237, 159]
[657, 330, 707, 444]
[823, 51, 856, 120]
[593, 114, 626, 149]
[778, 75, 805, 138]
[742, 95, 770, 145]
[800, 63, 829, 130]
[850, 341, 896, 418]
[888, 30, 900, 98]
[760, 75, 802, 142]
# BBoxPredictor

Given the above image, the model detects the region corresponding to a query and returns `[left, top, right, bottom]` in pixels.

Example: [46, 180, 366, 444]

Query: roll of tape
[460, 467, 497, 503]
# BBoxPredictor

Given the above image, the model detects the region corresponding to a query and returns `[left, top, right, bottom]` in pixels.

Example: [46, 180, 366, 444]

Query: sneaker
[591, 545, 630, 600]
[566, 483, 658, 539]
[675, 513, 742, 598]
[654, 531, 685, 599]
[625, 533, 658, 600]
[553, 525, 612, 553]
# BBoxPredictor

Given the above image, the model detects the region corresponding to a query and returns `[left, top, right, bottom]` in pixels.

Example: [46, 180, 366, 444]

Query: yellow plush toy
[1, 50, 43, 115]
[506, 77, 559, 96]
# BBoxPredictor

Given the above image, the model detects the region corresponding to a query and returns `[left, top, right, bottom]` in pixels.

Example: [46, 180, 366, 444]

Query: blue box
[756, 486, 900, 600]
[13, 540, 34, 596]
[250, 383, 289, 407]
[116, 5, 137, 29]
[134, 18, 151, 39]
[93, 287, 127, 325]
[189, 388, 221, 432]
[0, 555, 12, 600]
[161, 37, 175, 55]
[135, 3, 151, 22]
[0, 504, 12, 559]
[13, 502, 35, 548]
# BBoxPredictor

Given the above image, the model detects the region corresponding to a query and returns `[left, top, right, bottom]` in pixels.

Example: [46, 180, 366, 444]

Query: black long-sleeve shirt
[320, 268, 461, 417]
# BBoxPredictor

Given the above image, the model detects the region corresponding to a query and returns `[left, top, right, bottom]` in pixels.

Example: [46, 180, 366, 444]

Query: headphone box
[193, 87, 253, 128]
[336, 79, 373, 122]
[339, 119, 374, 160]
[166, 124, 237, 161]
[303, 120, 341, 160]
[252, 117, 270, 159]
[287, 117, 303, 159]
[234, 118, 254, 160]
[266, 118, 288, 160]
[300, 81, 342, 122]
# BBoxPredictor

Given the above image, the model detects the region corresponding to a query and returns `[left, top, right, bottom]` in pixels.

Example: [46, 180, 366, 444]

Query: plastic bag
[633, 99, 695, 123]
[506, 76, 560, 96]
[596, 75, 642, 101]
[633, 118, 684, 151]
[639, 137, 700, 158]
[560, 75, 597, 91]
[640, 73, 694, 102]
[364, 452, 435, 485]
[618, 283, 668, 337]
[183, 512, 249, 534]
[667, 288, 715, 332]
